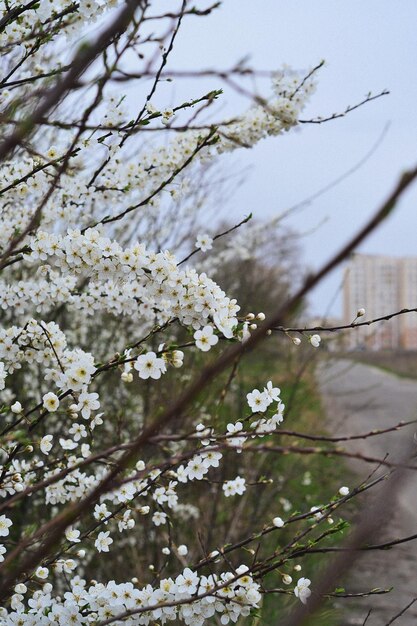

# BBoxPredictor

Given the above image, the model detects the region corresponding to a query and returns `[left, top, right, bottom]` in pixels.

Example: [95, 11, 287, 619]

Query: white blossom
[194, 325, 219, 352]
[152, 511, 168, 526]
[223, 476, 246, 497]
[0, 362, 6, 390]
[40, 435, 53, 455]
[35, 566, 49, 580]
[75, 391, 100, 420]
[95, 531, 113, 553]
[42, 392, 60, 412]
[195, 233, 213, 252]
[0, 515, 12, 537]
[309, 334, 321, 348]
[65, 527, 81, 543]
[294, 577, 311, 604]
[247, 388, 271, 412]
[134, 351, 167, 380]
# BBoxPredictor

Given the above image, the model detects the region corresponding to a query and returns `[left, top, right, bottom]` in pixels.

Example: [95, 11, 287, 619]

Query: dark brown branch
[273, 307, 417, 335]
[0, 0, 39, 33]
[385, 598, 417, 625]
[246, 444, 417, 470]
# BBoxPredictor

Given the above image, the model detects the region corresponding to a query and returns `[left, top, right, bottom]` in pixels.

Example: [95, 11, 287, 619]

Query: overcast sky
[167, 0, 417, 317]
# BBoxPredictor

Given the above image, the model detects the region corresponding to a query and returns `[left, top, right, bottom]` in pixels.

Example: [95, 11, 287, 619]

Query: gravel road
[317, 358, 417, 626]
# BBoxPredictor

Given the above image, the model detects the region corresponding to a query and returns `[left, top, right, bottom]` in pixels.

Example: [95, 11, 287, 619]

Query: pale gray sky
[168, 0, 417, 317]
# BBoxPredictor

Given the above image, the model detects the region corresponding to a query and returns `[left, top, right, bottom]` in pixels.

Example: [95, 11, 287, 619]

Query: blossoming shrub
[0, 2, 356, 624]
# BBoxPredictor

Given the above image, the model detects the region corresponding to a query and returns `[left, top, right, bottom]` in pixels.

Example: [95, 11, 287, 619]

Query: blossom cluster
[246, 381, 285, 434]
[218, 67, 316, 153]
[0, 318, 95, 391]
[0, 566, 262, 626]
[0, 64, 316, 261]
[0, 0, 118, 50]
[0, 2, 324, 620]
[0, 229, 239, 341]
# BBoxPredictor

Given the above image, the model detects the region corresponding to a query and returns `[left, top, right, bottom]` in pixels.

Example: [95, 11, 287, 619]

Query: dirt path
[317, 358, 417, 626]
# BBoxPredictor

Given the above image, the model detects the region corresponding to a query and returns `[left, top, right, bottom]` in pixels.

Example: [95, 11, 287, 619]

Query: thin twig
[178, 213, 252, 265]
[385, 597, 417, 625]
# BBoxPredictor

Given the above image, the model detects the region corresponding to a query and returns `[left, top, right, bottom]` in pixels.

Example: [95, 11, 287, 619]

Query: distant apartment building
[343, 254, 417, 350]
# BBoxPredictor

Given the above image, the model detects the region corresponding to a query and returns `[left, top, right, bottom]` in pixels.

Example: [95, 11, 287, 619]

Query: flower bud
[309, 334, 321, 348]
[209, 550, 219, 558]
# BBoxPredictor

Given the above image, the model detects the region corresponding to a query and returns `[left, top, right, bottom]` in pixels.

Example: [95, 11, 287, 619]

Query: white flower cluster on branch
[0, 1, 339, 623]
[1, 229, 240, 338]
[0, 566, 262, 625]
